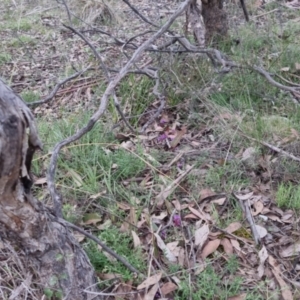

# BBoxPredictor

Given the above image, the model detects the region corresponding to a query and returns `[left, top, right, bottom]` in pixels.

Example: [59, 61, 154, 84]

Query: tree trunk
[0, 79, 101, 299]
[201, 0, 229, 45]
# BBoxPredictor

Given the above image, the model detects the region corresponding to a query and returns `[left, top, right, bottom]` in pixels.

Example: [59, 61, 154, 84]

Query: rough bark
[0, 79, 101, 300]
[186, 0, 206, 47]
[201, 0, 229, 45]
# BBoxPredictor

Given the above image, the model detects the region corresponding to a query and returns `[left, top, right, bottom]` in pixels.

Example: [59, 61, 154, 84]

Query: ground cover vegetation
[0, 0, 300, 299]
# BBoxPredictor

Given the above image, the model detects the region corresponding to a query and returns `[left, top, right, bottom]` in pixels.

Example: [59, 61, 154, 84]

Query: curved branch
[47, 0, 195, 217]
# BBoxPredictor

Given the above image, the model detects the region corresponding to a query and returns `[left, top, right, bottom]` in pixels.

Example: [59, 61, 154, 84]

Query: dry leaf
[160, 282, 177, 296]
[34, 177, 47, 185]
[228, 294, 247, 300]
[188, 206, 211, 221]
[280, 242, 300, 258]
[154, 233, 177, 262]
[241, 147, 256, 161]
[152, 211, 168, 221]
[234, 192, 253, 201]
[225, 222, 242, 234]
[231, 239, 241, 252]
[82, 213, 102, 225]
[199, 188, 216, 201]
[257, 246, 269, 279]
[90, 191, 106, 199]
[144, 283, 159, 300]
[268, 256, 293, 300]
[252, 201, 264, 216]
[97, 273, 122, 280]
[117, 202, 131, 210]
[201, 239, 221, 259]
[73, 232, 85, 243]
[280, 67, 290, 72]
[184, 213, 199, 220]
[211, 197, 226, 205]
[172, 199, 182, 211]
[266, 214, 282, 223]
[194, 224, 210, 248]
[68, 169, 83, 187]
[114, 282, 133, 300]
[130, 206, 137, 226]
[220, 238, 233, 255]
[170, 126, 187, 148]
[131, 231, 141, 248]
[255, 225, 268, 238]
[178, 247, 185, 266]
[155, 165, 194, 207]
[137, 273, 162, 290]
[97, 219, 112, 230]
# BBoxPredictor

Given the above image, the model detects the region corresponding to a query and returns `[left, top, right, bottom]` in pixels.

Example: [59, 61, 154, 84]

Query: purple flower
[157, 133, 168, 142]
[160, 229, 167, 240]
[173, 214, 181, 227]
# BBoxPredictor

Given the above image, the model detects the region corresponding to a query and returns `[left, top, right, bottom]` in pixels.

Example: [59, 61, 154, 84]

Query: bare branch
[47, 0, 195, 217]
[28, 67, 91, 106]
[233, 193, 261, 245]
[241, 133, 300, 163]
[121, 0, 159, 28]
[59, 218, 143, 276]
[64, 24, 136, 133]
[63, 24, 110, 79]
[140, 68, 166, 132]
[253, 65, 300, 93]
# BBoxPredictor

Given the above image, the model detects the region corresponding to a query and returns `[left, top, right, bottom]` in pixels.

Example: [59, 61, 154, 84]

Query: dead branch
[186, 0, 205, 46]
[232, 193, 261, 246]
[28, 66, 91, 106]
[63, 24, 110, 79]
[140, 68, 166, 133]
[241, 133, 300, 163]
[121, 0, 158, 28]
[48, 0, 195, 217]
[64, 24, 136, 133]
[59, 218, 143, 276]
[253, 65, 300, 93]
[240, 0, 250, 22]
[58, 0, 72, 24]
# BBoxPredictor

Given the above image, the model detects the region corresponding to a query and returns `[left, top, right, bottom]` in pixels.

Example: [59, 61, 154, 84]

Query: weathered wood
[201, 0, 229, 45]
[0, 79, 101, 299]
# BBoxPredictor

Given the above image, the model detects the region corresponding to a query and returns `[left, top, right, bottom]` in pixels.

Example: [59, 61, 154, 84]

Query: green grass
[174, 260, 242, 300]
[21, 90, 40, 103]
[1, 0, 299, 297]
[276, 183, 300, 210]
[0, 53, 11, 64]
[84, 226, 145, 281]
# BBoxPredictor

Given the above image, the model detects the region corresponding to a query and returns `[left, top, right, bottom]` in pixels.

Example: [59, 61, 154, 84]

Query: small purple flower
[157, 133, 168, 142]
[160, 118, 168, 125]
[160, 229, 167, 240]
[173, 214, 181, 227]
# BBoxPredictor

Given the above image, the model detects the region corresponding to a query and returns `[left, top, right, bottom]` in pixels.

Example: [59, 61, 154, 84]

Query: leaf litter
[1, 0, 300, 299]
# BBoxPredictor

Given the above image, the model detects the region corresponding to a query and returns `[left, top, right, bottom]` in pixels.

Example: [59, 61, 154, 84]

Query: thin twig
[240, 132, 300, 163]
[233, 193, 261, 245]
[253, 65, 300, 93]
[63, 24, 110, 79]
[28, 67, 91, 106]
[121, 0, 159, 28]
[212, 225, 255, 246]
[59, 218, 143, 276]
[58, 0, 72, 24]
[64, 24, 136, 134]
[140, 69, 166, 132]
[47, 0, 195, 217]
